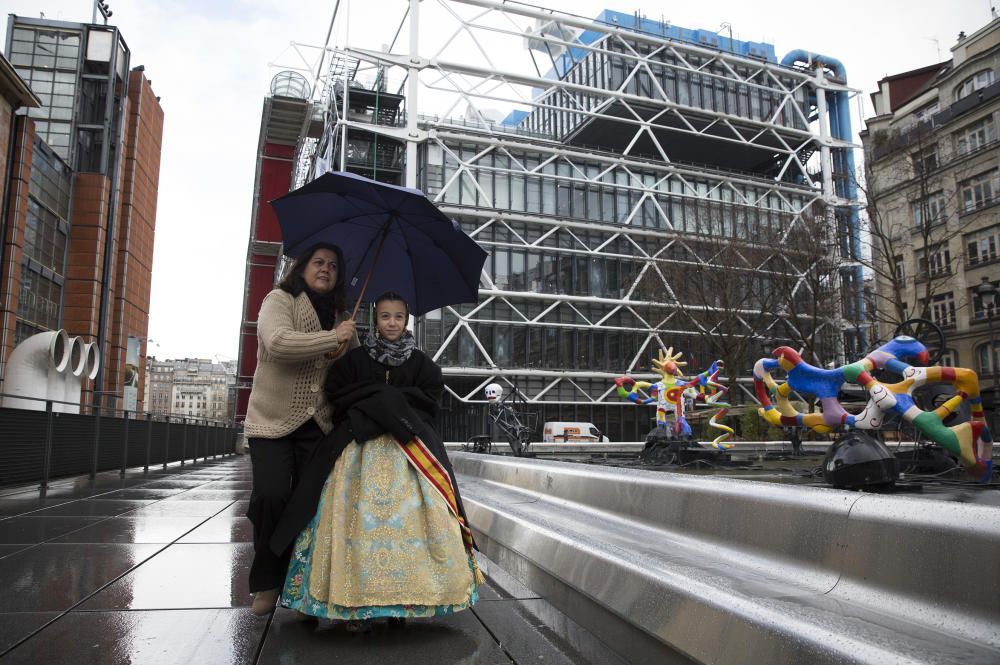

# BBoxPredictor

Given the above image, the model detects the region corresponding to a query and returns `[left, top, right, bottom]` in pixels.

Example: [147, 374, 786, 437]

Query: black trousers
[246, 419, 324, 593]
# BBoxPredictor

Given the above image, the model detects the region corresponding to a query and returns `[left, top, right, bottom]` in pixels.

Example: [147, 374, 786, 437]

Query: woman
[279, 291, 481, 628]
[243, 243, 358, 616]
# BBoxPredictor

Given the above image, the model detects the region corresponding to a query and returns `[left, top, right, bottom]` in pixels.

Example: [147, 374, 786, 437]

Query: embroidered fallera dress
[280, 340, 478, 619]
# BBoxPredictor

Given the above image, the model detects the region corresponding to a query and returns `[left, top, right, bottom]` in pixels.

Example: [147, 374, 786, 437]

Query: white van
[542, 422, 609, 443]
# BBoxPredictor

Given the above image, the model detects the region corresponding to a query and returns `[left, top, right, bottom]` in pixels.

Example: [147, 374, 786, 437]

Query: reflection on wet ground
[0, 456, 598, 664]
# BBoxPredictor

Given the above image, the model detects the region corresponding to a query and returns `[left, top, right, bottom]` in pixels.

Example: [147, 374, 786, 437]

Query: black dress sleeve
[324, 348, 358, 395]
[416, 352, 444, 407]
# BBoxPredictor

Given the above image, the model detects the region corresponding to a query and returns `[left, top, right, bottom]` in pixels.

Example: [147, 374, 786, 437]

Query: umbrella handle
[348, 222, 392, 321]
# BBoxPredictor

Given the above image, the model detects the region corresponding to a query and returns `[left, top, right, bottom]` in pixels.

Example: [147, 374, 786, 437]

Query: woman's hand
[334, 319, 356, 343]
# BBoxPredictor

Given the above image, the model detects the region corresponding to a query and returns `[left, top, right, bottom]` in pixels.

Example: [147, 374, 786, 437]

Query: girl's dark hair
[374, 291, 409, 318]
[279, 243, 348, 311]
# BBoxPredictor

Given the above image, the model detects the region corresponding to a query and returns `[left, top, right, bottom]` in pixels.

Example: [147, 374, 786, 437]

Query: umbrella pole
[349, 222, 392, 321]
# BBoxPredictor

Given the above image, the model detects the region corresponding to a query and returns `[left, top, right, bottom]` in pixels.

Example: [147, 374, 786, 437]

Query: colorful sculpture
[615, 347, 733, 450]
[753, 336, 994, 482]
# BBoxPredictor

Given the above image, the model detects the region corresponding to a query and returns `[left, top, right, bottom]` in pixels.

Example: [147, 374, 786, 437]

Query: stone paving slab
[0, 543, 164, 612]
[50, 515, 209, 544]
[177, 515, 254, 544]
[3, 609, 265, 664]
[258, 607, 514, 665]
[78, 543, 254, 611]
[0, 516, 106, 544]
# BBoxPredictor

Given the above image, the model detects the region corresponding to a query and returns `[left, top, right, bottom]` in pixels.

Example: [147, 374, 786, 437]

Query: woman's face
[375, 299, 408, 342]
[302, 248, 338, 294]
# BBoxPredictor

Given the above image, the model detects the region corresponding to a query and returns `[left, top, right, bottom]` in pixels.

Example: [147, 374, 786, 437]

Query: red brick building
[0, 16, 163, 410]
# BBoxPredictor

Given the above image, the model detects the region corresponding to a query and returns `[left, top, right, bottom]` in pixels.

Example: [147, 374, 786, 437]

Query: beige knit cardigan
[244, 289, 358, 438]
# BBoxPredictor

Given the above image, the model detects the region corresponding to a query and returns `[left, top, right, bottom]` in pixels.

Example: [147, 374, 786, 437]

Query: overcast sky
[3, 0, 990, 362]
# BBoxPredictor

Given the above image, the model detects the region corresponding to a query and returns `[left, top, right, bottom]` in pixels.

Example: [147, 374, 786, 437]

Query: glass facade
[414, 128, 833, 439]
[14, 138, 72, 346]
[7, 18, 129, 174]
[523, 41, 810, 140]
[7, 24, 81, 161]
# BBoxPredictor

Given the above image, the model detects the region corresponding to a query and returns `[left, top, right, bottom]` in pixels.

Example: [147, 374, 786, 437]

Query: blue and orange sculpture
[615, 347, 733, 449]
[753, 336, 994, 482]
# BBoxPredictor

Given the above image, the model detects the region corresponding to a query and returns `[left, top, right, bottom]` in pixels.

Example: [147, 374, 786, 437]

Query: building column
[63, 173, 112, 405]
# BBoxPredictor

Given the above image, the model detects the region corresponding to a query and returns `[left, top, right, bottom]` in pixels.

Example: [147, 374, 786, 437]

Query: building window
[938, 349, 958, 367]
[910, 145, 938, 174]
[972, 279, 1000, 320]
[955, 69, 995, 101]
[977, 341, 1000, 375]
[955, 116, 996, 156]
[892, 254, 905, 281]
[917, 243, 952, 278]
[913, 101, 940, 121]
[912, 191, 947, 227]
[925, 292, 956, 327]
[16, 269, 62, 332]
[960, 170, 1000, 212]
[966, 226, 1000, 266]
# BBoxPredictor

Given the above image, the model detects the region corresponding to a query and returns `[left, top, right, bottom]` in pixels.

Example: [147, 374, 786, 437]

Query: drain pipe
[781, 50, 866, 346]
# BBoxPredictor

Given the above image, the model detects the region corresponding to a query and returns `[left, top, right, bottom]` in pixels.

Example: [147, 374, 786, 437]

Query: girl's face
[375, 299, 408, 342]
[303, 248, 338, 294]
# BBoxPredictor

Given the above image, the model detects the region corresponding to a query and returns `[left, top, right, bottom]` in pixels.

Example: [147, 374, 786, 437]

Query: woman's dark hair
[279, 243, 348, 311]
[374, 291, 409, 318]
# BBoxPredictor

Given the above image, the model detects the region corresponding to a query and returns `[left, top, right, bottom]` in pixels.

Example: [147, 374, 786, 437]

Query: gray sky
[3, 0, 990, 361]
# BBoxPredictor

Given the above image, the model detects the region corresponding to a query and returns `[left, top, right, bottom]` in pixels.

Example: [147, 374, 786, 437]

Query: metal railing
[0, 393, 239, 489]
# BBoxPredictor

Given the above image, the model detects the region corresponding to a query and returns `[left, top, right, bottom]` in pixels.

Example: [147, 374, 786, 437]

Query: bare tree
[671, 227, 792, 391]
[859, 125, 969, 340]
[769, 200, 843, 366]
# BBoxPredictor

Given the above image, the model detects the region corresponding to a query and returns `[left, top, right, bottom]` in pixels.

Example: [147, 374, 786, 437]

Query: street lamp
[975, 276, 998, 432]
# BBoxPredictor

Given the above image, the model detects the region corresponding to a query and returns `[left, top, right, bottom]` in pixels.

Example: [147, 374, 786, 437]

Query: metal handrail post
[41, 400, 54, 489]
[163, 417, 170, 470]
[180, 418, 187, 467]
[144, 412, 153, 473]
[91, 394, 102, 478]
[120, 410, 130, 476]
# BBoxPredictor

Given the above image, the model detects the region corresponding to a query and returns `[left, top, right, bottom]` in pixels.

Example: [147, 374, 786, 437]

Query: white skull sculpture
[485, 383, 503, 401]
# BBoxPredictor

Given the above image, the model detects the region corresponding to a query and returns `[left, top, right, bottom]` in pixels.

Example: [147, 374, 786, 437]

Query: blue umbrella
[271, 171, 488, 317]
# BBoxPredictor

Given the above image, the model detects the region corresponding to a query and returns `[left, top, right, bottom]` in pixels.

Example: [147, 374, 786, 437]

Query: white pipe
[2, 330, 68, 411]
[83, 341, 100, 380]
[405, 0, 420, 188]
[73, 342, 100, 414]
[61, 337, 88, 414]
[50, 336, 82, 413]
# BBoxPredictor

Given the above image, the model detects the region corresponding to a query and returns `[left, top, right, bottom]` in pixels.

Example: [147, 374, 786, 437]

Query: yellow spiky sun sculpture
[652, 347, 687, 379]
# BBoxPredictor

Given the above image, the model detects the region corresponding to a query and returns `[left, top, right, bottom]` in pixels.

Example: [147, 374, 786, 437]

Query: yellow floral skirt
[280, 433, 477, 619]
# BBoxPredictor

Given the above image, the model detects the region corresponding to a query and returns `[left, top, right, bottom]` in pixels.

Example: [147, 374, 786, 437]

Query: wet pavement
[0, 456, 598, 665]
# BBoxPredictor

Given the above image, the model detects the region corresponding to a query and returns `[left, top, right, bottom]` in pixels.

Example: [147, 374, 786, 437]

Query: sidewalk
[0, 456, 593, 664]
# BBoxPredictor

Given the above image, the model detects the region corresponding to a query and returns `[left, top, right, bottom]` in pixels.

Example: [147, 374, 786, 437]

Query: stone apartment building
[861, 17, 1000, 425]
[143, 357, 236, 424]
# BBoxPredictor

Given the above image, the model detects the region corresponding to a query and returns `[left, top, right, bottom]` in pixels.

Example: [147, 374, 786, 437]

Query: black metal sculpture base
[640, 427, 719, 465]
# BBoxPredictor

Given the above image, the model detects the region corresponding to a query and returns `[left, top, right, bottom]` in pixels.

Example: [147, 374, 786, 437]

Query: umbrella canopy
[271, 171, 488, 317]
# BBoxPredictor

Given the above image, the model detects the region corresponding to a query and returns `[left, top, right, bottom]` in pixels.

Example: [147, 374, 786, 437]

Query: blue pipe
[780, 50, 865, 347]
